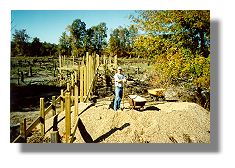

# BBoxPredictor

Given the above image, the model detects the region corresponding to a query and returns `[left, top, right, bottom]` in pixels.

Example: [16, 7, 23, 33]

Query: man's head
[117, 66, 123, 73]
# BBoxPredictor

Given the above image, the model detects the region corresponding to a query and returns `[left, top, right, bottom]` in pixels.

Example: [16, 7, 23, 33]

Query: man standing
[113, 66, 126, 111]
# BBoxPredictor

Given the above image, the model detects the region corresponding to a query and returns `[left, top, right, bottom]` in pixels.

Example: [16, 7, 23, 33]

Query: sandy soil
[24, 97, 210, 143]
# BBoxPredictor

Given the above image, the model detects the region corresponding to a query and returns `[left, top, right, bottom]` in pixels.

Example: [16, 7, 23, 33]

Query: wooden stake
[40, 98, 45, 135]
[52, 96, 56, 116]
[67, 82, 70, 92]
[61, 89, 64, 113]
[80, 66, 84, 102]
[20, 118, 27, 141]
[74, 71, 79, 123]
[96, 54, 99, 69]
[84, 65, 87, 101]
[71, 74, 74, 105]
[65, 92, 71, 143]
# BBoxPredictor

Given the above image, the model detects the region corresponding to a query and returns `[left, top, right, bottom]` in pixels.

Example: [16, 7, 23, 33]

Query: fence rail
[13, 52, 117, 143]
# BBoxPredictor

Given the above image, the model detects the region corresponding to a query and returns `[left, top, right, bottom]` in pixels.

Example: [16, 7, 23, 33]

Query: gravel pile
[52, 99, 210, 143]
[11, 98, 210, 143]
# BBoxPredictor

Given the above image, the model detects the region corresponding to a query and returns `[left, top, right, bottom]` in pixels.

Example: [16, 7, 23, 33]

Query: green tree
[58, 32, 71, 56]
[67, 19, 87, 56]
[11, 29, 30, 56]
[90, 22, 108, 54]
[31, 37, 42, 56]
[108, 26, 137, 57]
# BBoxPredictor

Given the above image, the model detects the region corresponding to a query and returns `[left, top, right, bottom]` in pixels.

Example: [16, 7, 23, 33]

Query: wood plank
[12, 135, 22, 143]
[55, 95, 61, 104]
[26, 117, 41, 136]
[44, 104, 52, 115]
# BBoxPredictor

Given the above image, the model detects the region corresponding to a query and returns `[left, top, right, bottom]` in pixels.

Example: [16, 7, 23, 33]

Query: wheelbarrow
[148, 88, 165, 101]
[128, 95, 147, 110]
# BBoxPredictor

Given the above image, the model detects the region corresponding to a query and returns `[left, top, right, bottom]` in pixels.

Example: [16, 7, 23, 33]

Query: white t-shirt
[114, 73, 126, 87]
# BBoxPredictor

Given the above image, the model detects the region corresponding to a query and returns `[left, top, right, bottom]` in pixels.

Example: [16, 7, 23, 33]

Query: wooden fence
[13, 52, 117, 143]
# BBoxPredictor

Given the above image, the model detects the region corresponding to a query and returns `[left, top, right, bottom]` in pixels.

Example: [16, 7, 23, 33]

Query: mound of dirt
[37, 98, 210, 143]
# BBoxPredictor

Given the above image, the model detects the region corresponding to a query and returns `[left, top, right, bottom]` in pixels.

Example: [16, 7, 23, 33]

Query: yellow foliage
[153, 51, 210, 89]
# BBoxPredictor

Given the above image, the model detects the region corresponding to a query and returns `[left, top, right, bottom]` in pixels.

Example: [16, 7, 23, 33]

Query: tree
[58, 32, 71, 56]
[90, 22, 108, 54]
[131, 10, 210, 57]
[11, 29, 30, 56]
[67, 19, 87, 56]
[31, 37, 42, 56]
[108, 26, 137, 57]
[130, 10, 210, 89]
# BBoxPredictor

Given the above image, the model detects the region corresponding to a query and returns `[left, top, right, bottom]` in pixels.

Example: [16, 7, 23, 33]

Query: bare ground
[16, 97, 210, 143]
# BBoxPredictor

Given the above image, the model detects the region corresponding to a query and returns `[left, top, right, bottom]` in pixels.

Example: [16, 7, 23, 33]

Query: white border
[1, 0, 234, 168]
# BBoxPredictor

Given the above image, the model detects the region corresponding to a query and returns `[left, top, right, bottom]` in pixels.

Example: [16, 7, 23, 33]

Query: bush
[152, 50, 210, 90]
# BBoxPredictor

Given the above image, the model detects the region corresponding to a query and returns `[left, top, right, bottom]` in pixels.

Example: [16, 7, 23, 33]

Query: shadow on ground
[77, 118, 130, 143]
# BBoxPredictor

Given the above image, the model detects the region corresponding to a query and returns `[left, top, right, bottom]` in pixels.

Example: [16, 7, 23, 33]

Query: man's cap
[117, 66, 122, 70]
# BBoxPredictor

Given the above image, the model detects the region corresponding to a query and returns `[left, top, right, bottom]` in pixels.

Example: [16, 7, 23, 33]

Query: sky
[11, 10, 138, 44]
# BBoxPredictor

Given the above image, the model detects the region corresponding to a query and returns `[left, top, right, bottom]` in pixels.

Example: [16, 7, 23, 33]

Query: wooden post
[74, 71, 79, 123]
[59, 55, 62, 86]
[61, 89, 64, 113]
[71, 74, 74, 105]
[82, 55, 85, 65]
[89, 54, 92, 98]
[67, 82, 70, 92]
[64, 55, 66, 67]
[52, 96, 56, 116]
[96, 54, 99, 69]
[65, 92, 71, 143]
[20, 118, 27, 141]
[50, 131, 59, 143]
[59, 55, 62, 69]
[87, 61, 90, 100]
[84, 65, 87, 101]
[87, 53, 90, 99]
[40, 98, 45, 135]
[80, 66, 84, 102]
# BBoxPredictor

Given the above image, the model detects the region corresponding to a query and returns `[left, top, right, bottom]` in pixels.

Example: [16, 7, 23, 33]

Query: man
[113, 66, 126, 111]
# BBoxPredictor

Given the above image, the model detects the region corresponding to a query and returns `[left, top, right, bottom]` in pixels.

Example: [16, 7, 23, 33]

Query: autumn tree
[131, 10, 210, 89]
[131, 10, 210, 57]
